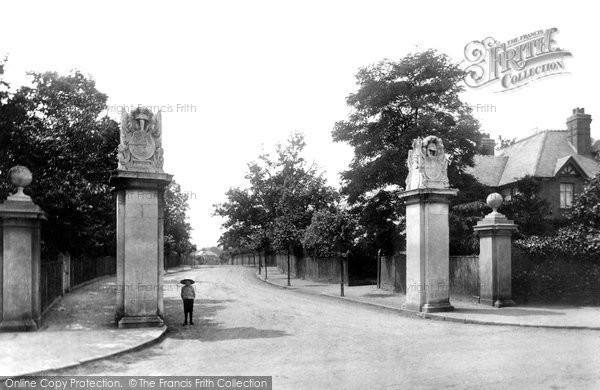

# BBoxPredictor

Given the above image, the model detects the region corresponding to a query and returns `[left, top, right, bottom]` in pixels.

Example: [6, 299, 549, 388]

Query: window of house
[502, 187, 519, 202]
[560, 183, 574, 209]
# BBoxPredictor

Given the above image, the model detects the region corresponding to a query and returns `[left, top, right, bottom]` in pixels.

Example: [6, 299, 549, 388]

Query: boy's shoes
[183, 322, 188, 326]
[190, 321, 194, 325]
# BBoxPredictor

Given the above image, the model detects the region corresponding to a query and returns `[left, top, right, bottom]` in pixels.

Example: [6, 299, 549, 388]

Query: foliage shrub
[512, 249, 600, 305]
[302, 209, 356, 258]
[515, 172, 600, 258]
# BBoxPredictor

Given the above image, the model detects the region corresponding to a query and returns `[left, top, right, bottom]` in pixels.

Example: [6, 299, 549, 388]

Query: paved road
[51, 266, 600, 389]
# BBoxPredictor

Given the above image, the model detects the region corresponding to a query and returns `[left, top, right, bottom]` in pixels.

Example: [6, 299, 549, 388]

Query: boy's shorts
[183, 299, 194, 313]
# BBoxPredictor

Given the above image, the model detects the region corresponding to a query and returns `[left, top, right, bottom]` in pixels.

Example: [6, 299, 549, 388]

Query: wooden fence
[41, 260, 63, 313]
[275, 254, 349, 284]
[378, 253, 479, 298]
[40, 254, 116, 314]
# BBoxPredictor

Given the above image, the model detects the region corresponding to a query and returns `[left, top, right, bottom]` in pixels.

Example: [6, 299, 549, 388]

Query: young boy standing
[180, 279, 196, 325]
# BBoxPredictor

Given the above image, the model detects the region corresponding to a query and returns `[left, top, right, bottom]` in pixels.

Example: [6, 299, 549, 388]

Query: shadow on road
[163, 297, 288, 342]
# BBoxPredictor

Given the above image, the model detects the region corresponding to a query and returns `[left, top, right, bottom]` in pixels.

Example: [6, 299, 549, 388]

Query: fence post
[287, 246, 291, 287]
[393, 254, 398, 293]
[340, 252, 347, 297]
[258, 252, 262, 274]
[61, 252, 71, 294]
[377, 249, 381, 289]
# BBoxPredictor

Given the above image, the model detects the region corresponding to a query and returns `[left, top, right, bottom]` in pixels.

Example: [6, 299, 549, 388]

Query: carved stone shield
[424, 158, 445, 182]
[129, 130, 156, 160]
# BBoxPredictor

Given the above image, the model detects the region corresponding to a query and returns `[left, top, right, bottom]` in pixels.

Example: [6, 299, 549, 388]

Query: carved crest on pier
[405, 135, 449, 190]
[118, 107, 163, 173]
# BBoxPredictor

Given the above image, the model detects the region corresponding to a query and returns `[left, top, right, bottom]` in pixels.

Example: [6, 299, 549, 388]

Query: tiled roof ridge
[497, 129, 566, 155]
[516, 128, 566, 142]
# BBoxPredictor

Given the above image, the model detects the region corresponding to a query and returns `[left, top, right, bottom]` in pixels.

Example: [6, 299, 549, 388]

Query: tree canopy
[0, 67, 195, 258]
[215, 133, 340, 255]
[0, 69, 119, 257]
[332, 49, 483, 254]
[164, 180, 197, 256]
[302, 209, 357, 258]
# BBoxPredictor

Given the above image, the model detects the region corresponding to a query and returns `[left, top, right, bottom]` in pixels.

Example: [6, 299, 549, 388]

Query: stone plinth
[0, 198, 46, 332]
[400, 188, 458, 313]
[473, 194, 518, 308]
[110, 170, 172, 328]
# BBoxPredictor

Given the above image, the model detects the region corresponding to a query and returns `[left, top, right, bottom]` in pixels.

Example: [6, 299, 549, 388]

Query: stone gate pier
[474, 193, 518, 307]
[0, 166, 46, 331]
[400, 136, 457, 313]
[111, 108, 172, 328]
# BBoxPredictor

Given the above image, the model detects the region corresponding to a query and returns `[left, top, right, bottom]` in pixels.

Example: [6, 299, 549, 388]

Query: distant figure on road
[180, 279, 196, 326]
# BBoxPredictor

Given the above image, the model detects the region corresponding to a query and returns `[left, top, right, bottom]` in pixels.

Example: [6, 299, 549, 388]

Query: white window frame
[559, 183, 574, 209]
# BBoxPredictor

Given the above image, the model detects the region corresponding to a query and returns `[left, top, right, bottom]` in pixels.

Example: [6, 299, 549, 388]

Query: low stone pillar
[473, 193, 518, 308]
[400, 136, 457, 313]
[0, 166, 46, 332]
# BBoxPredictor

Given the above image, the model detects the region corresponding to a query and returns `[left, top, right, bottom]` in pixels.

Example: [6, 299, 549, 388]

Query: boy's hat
[180, 279, 195, 285]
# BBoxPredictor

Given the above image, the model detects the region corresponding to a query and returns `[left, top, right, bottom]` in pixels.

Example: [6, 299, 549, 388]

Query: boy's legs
[189, 299, 194, 325]
[182, 299, 188, 325]
[183, 299, 194, 325]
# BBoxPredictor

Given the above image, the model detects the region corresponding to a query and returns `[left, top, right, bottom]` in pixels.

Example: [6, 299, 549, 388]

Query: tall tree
[0, 67, 195, 258]
[302, 208, 357, 258]
[215, 133, 339, 255]
[0, 70, 119, 257]
[332, 50, 482, 254]
[164, 180, 197, 257]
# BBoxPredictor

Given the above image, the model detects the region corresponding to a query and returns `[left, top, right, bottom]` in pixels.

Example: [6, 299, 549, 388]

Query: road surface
[50, 266, 600, 389]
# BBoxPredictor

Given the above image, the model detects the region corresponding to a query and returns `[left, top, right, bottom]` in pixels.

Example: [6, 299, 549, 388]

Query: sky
[2, 0, 599, 248]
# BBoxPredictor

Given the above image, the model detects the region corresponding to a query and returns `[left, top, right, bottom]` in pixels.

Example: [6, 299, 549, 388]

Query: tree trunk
[287, 248, 291, 287]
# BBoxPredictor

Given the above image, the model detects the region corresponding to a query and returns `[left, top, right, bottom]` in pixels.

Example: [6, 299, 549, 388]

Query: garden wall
[378, 249, 600, 305]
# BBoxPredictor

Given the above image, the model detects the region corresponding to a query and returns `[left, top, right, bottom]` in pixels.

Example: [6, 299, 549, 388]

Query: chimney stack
[480, 133, 496, 156]
[567, 107, 592, 155]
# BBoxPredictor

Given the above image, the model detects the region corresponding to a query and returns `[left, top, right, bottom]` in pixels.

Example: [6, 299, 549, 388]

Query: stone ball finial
[8, 165, 32, 201]
[486, 193, 503, 212]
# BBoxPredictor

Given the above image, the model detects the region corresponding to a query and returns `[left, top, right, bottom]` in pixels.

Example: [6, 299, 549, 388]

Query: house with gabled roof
[469, 108, 600, 217]
[198, 250, 221, 265]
